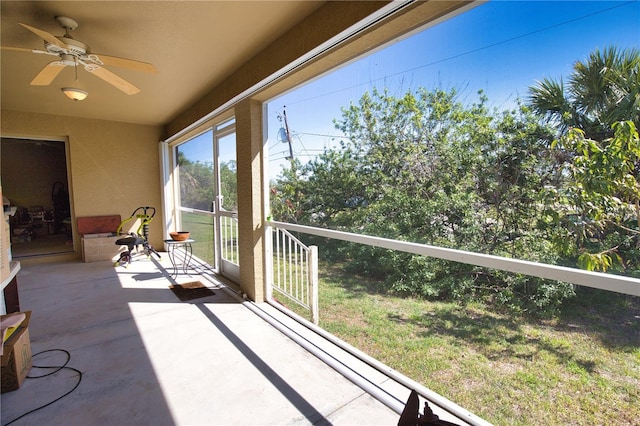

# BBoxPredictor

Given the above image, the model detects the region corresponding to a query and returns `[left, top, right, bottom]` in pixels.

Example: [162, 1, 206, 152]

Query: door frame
[167, 118, 239, 283]
[212, 121, 239, 281]
[0, 135, 76, 258]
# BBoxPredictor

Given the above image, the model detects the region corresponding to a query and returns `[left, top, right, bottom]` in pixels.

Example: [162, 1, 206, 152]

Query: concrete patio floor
[1, 253, 473, 426]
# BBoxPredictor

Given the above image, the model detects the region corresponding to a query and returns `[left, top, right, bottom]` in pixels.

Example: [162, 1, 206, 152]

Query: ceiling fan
[0, 16, 157, 95]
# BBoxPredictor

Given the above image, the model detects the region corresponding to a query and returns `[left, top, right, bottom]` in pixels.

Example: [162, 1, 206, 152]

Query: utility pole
[282, 108, 294, 161]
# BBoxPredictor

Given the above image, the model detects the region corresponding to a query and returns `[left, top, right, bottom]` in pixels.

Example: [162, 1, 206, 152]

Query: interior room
[1, 138, 73, 258]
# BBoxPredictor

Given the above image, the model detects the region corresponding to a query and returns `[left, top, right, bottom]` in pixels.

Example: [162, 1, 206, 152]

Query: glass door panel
[215, 128, 239, 280]
[176, 130, 217, 269]
[174, 122, 238, 282]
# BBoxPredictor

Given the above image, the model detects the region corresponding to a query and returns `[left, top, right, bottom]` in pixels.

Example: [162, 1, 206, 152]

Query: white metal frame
[269, 221, 640, 297]
[213, 120, 239, 281]
[163, 120, 240, 281]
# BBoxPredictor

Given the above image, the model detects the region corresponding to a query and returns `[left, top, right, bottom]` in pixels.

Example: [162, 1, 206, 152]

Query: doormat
[169, 281, 215, 301]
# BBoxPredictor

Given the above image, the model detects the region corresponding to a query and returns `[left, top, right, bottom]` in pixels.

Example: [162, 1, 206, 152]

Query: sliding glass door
[175, 119, 238, 281]
[214, 123, 239, 280]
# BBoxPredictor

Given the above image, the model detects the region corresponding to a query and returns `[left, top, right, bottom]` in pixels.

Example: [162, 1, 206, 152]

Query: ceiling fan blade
[1, 46, 55, 56]
[19, 23, 68, 50]
[1, 46, 35, 53]
[30, 62, 66, 85]
[91, 53, 157, 74]
[87, 65, 140, 95]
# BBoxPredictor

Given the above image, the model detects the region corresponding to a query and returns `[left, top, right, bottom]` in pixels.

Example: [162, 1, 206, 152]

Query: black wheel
[118, 253, 131, 267]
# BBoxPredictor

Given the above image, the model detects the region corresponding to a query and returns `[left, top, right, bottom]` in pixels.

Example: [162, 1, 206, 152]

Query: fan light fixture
[61, 87, 88, 101]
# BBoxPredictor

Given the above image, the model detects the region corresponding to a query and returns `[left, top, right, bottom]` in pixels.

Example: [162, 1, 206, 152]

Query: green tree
[553, 121, 640, 273]
[270, 159, 305, 223]
[177, 155, 238, 212]
[529, 46, 640, 274]
[528, 46, 640, 140]
[273, 87, 572, 314]
[178, 152, 215, 211]
[219, 160, 238, 211]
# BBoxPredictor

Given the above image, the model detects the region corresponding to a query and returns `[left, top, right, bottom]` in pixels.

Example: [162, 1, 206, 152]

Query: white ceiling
[0, 1, 325, 126]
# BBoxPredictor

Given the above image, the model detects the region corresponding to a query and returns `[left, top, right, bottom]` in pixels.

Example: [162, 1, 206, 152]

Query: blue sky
[266, 0, 640, 178]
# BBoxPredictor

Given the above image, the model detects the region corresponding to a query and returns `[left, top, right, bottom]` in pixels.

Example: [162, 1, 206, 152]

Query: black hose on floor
[3, 349, 82, 426]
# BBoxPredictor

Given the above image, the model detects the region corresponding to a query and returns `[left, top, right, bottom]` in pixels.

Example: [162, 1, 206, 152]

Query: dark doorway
[1, 138, 73, 258]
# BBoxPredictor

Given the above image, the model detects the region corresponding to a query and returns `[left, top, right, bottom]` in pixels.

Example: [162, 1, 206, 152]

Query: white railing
[220, 215, 239, 265]
[268, 221, 640, 297]
[270, 226, 319, 324]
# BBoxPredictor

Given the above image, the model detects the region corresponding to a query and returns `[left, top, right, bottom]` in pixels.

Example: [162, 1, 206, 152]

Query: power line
[295, 131, 344, 139]
[292, 133, 314, 161]
[269, 142, 288, 152]
[282, 1, 636, 106]
[268, 2, 635, 169]
[393, 1, 635, 77]
[295, 148, 326, 153]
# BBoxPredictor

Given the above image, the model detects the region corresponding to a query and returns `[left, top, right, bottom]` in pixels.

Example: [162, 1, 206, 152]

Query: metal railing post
[309, 245, 319, 325]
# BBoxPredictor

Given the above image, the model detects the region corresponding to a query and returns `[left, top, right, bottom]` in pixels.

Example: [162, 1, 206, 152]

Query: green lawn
[179, 211, 216, 265]
[179, 211, 239, 266]
[312, 263, 639, 426]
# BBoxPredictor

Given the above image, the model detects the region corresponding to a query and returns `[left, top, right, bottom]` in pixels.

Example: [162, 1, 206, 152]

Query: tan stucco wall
[1, 109, 164, 254]
[235, 99, 265, 301]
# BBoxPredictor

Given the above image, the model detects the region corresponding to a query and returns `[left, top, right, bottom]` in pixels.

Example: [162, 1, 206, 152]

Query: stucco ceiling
[0, 1, 325, 126]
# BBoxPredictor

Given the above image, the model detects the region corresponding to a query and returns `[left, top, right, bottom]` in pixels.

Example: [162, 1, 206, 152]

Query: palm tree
[528, 46, 639, 141]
